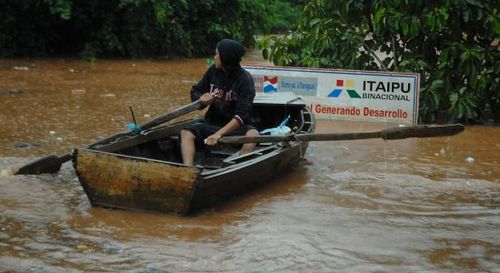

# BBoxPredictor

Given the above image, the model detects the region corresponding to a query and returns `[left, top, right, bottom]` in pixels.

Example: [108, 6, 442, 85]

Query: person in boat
[180, 38, 259, 166]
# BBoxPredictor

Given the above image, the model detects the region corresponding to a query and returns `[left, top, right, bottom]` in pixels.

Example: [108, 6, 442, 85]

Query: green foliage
[258, 0, 500, 123]
[0, 0, 286, 58]
[44, 0, 72, 19]
[420, 80, 443, 122]
[257, 0, 302, 34]
[0, 1, 66, 57]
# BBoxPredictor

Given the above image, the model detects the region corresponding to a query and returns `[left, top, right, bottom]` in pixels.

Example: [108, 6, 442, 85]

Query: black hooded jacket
[191, 39, 255, 127]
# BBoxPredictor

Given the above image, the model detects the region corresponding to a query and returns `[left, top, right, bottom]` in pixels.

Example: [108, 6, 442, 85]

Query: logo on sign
[328, 79, 361, 98]
[328, 79, 411, 101]
[262, 76, 318, 96]
[263, 76, 278, 93]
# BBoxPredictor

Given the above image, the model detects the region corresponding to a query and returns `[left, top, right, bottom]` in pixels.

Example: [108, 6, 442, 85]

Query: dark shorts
[183, 121, 256, 150]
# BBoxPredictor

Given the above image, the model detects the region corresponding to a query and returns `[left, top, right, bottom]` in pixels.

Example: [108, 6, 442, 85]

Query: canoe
[73, 93, 316, 215]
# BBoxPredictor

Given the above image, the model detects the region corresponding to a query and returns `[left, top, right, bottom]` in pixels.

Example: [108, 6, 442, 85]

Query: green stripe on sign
[347, 90, 361, 98]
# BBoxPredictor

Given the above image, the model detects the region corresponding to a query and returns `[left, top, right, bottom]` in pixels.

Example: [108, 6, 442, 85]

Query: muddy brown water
[0, 53, 499, 273]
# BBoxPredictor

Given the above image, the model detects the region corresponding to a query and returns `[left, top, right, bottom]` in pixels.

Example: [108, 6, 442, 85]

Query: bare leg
[239, 129, 259, 154]
[180, 129, 196, 166]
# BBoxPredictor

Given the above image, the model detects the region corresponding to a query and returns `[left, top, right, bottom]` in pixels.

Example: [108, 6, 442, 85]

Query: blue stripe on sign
[264, 85, 277, 93]
[328, 89, 343, 97]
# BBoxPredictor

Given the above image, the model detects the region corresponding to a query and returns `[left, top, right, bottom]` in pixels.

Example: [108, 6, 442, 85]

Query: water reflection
[1, 57, 499, 272]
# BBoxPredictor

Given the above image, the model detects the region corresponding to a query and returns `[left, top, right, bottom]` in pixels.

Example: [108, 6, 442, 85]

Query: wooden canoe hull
[73, 93, 316, 215]
[74, 141, 306, 215]
[190, 142, 307, 211]
[74, 149, 200, 215]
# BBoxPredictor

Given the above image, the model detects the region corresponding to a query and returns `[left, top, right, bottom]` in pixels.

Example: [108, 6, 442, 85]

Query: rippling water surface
[0, 55, 499, 273]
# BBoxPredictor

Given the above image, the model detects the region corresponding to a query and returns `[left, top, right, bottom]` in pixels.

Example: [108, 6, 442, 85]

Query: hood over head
[216, 39, 246, 72]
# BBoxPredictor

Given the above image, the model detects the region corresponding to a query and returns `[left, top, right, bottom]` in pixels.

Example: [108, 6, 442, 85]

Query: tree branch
[392, 36, 399, 70]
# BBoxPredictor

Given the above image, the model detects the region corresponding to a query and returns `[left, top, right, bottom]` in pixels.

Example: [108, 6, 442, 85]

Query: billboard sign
[244, 66, 420, 125]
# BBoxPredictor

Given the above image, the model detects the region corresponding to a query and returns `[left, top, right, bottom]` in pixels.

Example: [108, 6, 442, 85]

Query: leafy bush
[258, 0, 500, 123]
[257, 0, 302, 34]
[0, 0, 271, 58]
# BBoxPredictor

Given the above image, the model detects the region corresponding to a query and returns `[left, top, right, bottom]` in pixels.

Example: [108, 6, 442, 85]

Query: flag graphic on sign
[263, 76, 278, 93]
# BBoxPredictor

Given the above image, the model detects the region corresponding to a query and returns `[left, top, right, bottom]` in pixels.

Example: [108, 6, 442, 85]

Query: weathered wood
[94, 120, 195, 152]
[15, 154, 71, 175]
[74, 149, 200, 215]
[219, 124, 465, 144]
[137, 100, 203, 130]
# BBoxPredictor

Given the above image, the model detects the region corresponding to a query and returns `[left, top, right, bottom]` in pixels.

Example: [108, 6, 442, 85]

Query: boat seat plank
[222, 145, 277, 164]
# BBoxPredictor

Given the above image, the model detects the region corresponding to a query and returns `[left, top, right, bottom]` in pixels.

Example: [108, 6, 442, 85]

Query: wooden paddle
[15, 100, 204, 175]
[219, 124, 465, 144]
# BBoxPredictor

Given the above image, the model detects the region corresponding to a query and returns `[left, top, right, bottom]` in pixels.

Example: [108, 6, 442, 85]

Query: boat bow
[73, 148, 201, 215]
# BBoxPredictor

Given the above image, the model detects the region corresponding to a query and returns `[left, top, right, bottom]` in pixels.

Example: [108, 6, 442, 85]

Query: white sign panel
[244, 66, 420, 125]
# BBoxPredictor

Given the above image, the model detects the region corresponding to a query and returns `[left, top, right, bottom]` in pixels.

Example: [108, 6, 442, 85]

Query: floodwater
[0, 52, 499, 273]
